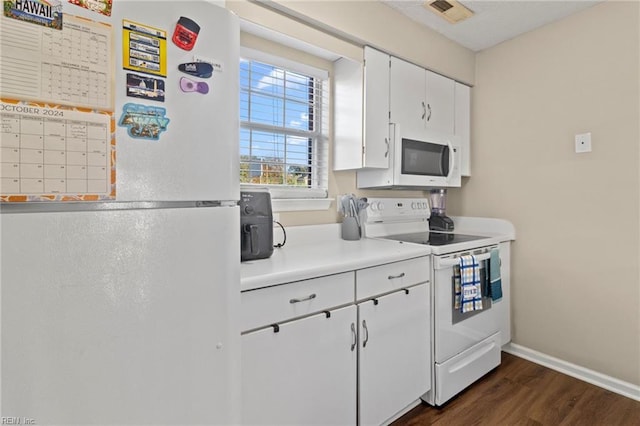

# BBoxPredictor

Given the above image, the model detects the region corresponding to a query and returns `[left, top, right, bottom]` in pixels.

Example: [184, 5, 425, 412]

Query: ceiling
[381, 0, 602, 52]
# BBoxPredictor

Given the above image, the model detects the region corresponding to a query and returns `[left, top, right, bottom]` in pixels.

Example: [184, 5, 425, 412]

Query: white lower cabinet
[242, 305, 357, 426]
[241, 256, 431, 426]
[358, 284, 431, 426]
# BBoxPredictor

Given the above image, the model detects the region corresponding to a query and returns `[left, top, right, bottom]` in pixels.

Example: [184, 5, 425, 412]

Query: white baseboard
[503, 343, 640, 402]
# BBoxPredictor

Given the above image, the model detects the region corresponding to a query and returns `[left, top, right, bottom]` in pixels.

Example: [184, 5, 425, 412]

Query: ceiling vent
[425, 0, 474, 24]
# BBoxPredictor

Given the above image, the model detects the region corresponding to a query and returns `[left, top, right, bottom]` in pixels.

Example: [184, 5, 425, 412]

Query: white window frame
[240, 47, 331, 212]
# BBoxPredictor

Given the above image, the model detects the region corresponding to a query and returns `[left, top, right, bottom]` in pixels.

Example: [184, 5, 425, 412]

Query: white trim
[240, 46, 329, 80]
[271, 198, 333, 212]
[503, 343, 640, 402]
[241, 185, 327, 199]
[239, 19, 341, 62]
[239, 54, 330, 198]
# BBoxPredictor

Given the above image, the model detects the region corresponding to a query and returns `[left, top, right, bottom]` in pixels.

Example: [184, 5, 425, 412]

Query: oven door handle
[435, 251, 492, 269]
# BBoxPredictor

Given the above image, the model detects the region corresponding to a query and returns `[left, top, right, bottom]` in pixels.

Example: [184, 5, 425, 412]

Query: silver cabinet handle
[427, 103, 432, 121]
[384, 137, 389, 158]
[421, 101, 426, 120]
[362, 320, 369, 348]
[388, 272, 405, 280]
[350, 323, 357, 352]
[289, 293, 316, 304]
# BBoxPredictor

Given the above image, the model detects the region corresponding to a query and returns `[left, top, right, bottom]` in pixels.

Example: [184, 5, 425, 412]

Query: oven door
[433, 246, 501, 364]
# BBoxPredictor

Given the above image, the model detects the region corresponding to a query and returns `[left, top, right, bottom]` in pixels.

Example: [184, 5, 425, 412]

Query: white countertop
[241, 224, 431, 291]
[241, 218, 515, 292]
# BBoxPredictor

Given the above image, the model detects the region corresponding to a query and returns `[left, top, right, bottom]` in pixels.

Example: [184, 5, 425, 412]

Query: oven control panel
[365, 198, 430, 223]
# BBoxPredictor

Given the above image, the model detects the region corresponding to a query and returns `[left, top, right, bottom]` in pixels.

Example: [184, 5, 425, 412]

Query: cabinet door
[454, 82, 471, 176]
[242, 305, 357, 426]
[425, 70, 455, 135]
[363, 46, 390, 168]
[334, 56, 365, 170]
[359, 284, 431, 426]
[390, 57, 426, 140]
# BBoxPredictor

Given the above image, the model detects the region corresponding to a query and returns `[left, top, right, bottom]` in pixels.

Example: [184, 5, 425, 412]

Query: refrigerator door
[1, 206, 240, 425]
[113, 2, 239, 202]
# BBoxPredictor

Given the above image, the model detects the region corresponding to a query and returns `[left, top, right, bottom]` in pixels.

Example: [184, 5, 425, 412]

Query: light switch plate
[575, 132, 592, 153]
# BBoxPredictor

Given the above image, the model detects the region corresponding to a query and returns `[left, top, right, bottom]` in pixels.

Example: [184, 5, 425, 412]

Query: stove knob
[378, 203, 385, 211]
[411, 202, 416, 209]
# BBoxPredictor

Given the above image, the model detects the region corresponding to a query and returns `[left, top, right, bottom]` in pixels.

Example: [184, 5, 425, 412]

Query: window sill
[271, 198, 334, 213]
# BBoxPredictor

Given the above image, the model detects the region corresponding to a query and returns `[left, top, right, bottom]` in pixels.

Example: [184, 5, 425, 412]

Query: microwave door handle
[446, 140, 455, 180]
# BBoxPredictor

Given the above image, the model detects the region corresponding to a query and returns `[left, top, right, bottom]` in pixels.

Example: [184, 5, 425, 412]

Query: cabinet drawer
[241, 272, 354, 332]
[356, 256, 430, 301]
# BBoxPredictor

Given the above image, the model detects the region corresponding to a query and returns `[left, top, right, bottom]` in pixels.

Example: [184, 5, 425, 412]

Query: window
[240, 52, 329, 199]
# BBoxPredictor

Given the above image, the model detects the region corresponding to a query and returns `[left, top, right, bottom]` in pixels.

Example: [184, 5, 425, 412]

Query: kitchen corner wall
[447, 1, 640, 386]
[227, 0, 475, 226]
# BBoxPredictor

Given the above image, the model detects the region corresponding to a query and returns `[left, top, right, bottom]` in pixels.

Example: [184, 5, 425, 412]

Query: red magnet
[172, 17, 200, 51]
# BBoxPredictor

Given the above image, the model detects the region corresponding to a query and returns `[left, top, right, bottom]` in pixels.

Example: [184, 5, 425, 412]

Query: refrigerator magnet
[192, 55, 224, 73]
[179, 77, 209, 95]
[68, 0, 112, 17]
[123, 19, 167, 77]
[126, 73, 165, 102]
[172, 16, 200, 51]
[118, 103, 170, 141]
[5, 0, 63, 29]
[178, 62, 214, 79]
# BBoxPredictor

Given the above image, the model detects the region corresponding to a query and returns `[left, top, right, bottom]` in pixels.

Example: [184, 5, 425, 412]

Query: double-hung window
[240, 50, 329, 199]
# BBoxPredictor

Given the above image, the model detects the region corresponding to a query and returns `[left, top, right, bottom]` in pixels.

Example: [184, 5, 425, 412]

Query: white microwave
[357, 129, 461, 189]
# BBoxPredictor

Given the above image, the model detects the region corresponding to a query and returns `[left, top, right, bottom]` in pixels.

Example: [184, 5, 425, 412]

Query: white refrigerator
[1, 1, 240, 424]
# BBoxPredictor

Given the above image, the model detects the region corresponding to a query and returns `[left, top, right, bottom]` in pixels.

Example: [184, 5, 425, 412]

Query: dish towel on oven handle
[489, 248, 503, 301]
[459, 254, 483, 312]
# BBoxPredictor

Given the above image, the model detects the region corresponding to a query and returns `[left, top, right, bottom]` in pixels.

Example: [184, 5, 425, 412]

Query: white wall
[447, 1, 640, 385]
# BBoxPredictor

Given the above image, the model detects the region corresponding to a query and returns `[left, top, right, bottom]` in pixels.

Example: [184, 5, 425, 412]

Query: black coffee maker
[428, 189, 454, 232]
[240, 191, 274, 261]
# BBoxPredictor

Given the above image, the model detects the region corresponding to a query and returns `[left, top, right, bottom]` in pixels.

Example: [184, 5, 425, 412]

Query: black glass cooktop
[383, 232, 487, 246]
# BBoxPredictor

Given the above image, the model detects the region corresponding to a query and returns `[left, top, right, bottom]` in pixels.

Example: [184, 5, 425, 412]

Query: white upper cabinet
[390, 57, 455, 139]
[455, 82, 471, 176]
[362, 47, 392, 169]
[334, 47, 390, 170]
[335, 49, 470, 178]
[389, 56, 426, 140]
[426, 70, 455, 136]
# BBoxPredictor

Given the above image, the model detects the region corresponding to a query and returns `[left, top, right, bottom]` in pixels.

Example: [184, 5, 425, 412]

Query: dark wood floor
[392, 352, 640, 426]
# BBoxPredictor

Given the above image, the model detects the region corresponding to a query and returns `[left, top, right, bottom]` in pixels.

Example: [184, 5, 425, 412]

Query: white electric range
[363, 197, 507, 406]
